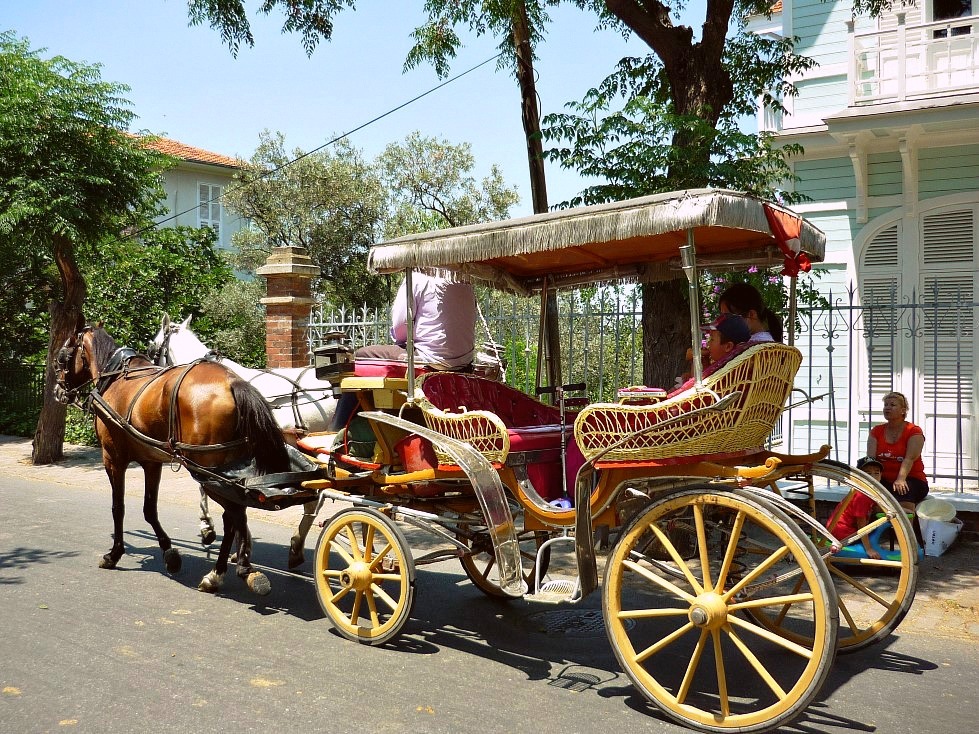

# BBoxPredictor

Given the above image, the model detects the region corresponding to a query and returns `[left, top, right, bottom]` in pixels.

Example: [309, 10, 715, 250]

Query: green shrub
[64, 408, 99, 447]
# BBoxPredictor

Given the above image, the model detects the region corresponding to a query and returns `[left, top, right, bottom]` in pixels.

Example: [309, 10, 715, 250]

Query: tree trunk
[512, 0, 561, 389]
[604, 0, 735, 388]
[641, 279, 690, 387]
[32, 235, 87, 465]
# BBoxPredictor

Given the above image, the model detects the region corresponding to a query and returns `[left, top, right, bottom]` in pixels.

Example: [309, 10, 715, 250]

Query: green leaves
[81, 226, 234, 350]
[223, 131, 389, 308]
[378, 131, 520, 234]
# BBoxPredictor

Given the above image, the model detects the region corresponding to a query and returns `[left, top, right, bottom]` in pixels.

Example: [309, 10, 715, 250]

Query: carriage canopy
[367, 189, 826, 296]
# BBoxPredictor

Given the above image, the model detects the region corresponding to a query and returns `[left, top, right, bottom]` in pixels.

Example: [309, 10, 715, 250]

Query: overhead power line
[138, 51, 505, 240]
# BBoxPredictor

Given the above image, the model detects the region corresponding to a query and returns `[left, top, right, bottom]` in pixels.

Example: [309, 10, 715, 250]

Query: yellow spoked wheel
[604, 487, 838, 734]
[766, 459, 918, 654]
[458, 528, 550, 597]
[314, 508, 415, 646]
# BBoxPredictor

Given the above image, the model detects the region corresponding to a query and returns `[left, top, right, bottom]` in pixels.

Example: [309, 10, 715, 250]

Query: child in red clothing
[827, 457, 883, 560]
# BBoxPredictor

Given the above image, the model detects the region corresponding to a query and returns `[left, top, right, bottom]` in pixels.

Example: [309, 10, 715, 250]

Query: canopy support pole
[680, 230, 704, 388]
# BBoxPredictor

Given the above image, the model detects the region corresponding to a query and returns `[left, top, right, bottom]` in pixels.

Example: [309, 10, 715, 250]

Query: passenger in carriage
[718, 282, 784, 343]
[355, 270, 477, 369]
[331, 271, 477, 430]
[671, 313, 751, 396]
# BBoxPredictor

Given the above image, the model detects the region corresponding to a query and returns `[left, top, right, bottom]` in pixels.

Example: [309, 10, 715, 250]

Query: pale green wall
[804, 209, 859, 263]
[793, 0, 853, 66]
[919, 144, 979, 199]
[793, 76, 848, 117]
[795, 158, 856, 201]
[159, 165, 245, 251]
[867, 152, 902, 198]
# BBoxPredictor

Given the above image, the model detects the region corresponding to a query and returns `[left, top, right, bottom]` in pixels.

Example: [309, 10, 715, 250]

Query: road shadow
[0, 545, 81, 584]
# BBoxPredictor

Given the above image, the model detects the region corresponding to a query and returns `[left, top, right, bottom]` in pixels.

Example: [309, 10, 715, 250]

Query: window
[198, 183, 222, 239]
[932, 0, 973, 37]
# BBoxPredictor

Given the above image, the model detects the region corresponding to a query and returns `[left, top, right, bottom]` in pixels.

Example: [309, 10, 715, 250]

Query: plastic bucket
[916, 497, 957, 523]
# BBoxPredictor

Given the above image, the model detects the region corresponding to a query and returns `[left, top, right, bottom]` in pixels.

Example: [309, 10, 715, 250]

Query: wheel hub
[340, 561, 373, 591]
[688, 592, 729, 630]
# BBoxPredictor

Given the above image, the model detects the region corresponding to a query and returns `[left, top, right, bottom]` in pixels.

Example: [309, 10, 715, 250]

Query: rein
[70, 341, 249, 457]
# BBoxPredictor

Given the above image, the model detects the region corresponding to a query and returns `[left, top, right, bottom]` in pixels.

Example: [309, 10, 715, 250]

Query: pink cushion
[354, 359, 426, 378]
[507, 425, 563, 451]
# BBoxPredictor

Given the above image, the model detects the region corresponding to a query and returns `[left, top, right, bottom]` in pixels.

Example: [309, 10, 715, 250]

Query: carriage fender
[359, 411, 525, 597]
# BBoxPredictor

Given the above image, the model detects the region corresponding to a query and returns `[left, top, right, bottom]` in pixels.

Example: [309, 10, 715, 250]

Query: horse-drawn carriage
[58, 189, 918, 734]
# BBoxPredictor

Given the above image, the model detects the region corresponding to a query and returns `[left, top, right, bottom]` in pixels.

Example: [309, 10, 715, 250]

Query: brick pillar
[256, 246, 320, 368]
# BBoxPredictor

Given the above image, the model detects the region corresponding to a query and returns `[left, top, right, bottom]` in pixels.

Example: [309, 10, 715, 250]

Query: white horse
[151, 315, 337, 435]
[151, 314, 337, 568]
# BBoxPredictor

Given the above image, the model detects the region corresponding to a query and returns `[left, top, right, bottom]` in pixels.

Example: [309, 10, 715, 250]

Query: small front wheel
[314, 508, 415, 645]
[603, 486, 838, 733]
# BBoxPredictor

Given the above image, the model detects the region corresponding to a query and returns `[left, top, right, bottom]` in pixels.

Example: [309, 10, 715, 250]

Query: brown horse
[55, 325, 292, 595]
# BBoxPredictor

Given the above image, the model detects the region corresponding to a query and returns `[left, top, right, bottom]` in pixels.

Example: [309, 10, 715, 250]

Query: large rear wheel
[794, 460, 918, 653]
[603, 486, 838, 733]
[458, 528, 551, 597]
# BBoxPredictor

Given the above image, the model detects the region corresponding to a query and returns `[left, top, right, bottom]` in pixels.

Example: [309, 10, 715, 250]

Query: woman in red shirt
[867, 391, 929, 509]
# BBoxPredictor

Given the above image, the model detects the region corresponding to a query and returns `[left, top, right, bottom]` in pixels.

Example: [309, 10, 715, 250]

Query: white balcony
[849, 12, 979, 105]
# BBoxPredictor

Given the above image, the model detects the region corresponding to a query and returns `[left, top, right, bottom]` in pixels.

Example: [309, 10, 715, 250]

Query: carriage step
[525, 578, 580, 604]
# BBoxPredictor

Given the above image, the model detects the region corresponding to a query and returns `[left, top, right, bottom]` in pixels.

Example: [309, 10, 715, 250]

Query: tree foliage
[378, 131, 520, 236]
[187, 0, 354, 56]
[0, 32, 175, 462]
[196, 278, 268, 367]
[542, 27, 814, 205]
[222, 131, 388, 307]
[82, 225, 234, 350]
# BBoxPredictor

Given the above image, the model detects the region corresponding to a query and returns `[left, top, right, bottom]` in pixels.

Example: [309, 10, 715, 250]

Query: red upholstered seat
[507, 424, 563, 451]
[420, 373, 584, 501]
[421, 372, 560, 427]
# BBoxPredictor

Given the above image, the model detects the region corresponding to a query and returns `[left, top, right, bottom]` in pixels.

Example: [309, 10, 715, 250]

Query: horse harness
[61, 335, 248, 459]
[152, 324, 329, 435]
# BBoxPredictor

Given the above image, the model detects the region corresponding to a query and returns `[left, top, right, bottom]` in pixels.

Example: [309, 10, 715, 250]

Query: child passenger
[672, 313, 751, 395]
[827, 456, 884, 560]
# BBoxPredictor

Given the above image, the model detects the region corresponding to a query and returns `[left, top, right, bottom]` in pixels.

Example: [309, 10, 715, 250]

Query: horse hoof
[200, 529, 216, 546]
[246, 572, 272, 596]
[163, 548, 182, 574]
[287, 550, 305, 570]
[229, 552, 238, 564]
[99, 554, 118, 569]
[198, 571, 223, 593]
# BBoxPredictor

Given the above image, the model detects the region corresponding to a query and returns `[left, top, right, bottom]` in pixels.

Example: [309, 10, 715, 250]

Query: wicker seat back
[573, 343, 802, 463]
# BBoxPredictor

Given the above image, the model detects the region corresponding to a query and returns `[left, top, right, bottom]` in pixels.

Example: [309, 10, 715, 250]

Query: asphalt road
[2, 471, 977, 734]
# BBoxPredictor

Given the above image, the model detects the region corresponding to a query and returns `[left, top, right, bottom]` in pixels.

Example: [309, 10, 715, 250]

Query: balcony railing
[848, 12, 979, 105]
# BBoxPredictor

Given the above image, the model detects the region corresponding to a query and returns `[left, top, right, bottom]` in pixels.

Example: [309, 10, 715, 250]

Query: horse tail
[230, 379, 291, 474]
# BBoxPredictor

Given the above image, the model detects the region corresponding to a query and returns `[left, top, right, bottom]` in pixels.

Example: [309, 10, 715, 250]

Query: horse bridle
[54, 328, 95, 406]
[147, 322, 178, 367]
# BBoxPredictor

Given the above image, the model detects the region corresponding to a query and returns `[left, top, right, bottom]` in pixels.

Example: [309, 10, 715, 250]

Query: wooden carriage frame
[300, 190, 919, 734]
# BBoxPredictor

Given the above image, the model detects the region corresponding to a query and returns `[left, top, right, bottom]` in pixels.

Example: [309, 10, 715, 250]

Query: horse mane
[88, 327, 122, 371]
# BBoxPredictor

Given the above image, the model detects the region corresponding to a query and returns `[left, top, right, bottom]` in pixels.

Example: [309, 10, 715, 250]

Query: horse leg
[230, 507, 271, 596]
[198, 502, 237, 593]
[99, 459, 127, 569]
[198, 488, 217, 546]
[140, 462, 181, 574]
[287, 500, 317, 569]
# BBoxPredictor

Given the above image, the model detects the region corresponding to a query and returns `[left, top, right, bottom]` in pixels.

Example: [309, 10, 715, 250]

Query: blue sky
[6, 1, 706, 215]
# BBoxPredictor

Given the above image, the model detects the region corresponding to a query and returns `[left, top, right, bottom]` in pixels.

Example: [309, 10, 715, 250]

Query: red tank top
[870, 422, 926, 483]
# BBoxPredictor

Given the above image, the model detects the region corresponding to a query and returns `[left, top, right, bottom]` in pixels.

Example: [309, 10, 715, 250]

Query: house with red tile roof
[141, 135, 246, 251]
